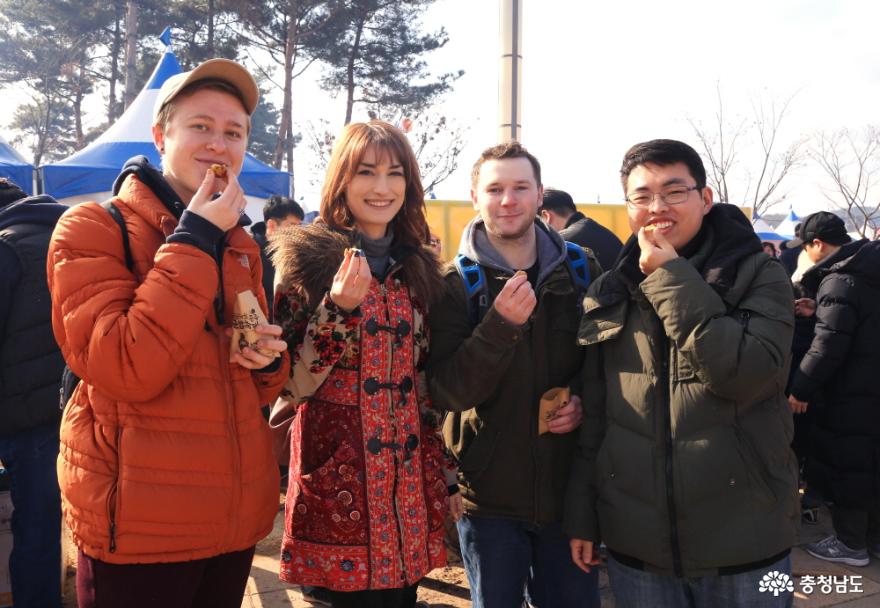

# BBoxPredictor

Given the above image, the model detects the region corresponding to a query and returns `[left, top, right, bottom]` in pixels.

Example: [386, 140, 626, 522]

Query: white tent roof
[774, 208, 801, 240]
[41, 48, 289, 208]
[752, 215, 784, 240]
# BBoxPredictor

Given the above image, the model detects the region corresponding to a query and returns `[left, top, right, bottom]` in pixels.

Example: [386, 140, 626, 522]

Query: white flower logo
[758, 571, 794, 596]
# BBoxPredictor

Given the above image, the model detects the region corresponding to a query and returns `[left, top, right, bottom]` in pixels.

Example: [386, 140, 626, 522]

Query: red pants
[76, 546, 255, 608]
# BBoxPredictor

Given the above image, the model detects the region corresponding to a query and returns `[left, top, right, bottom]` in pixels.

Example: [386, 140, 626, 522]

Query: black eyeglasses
[625, 185, 701, 208]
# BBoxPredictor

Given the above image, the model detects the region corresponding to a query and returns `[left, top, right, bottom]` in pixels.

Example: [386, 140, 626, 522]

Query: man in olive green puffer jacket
[565, 139, 799, 608]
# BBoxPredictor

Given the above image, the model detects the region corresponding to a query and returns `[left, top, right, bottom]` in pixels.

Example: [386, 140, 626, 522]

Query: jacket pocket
[549, 315, 583, 378]
[458, 425, 500, 480]
[293, 441, 367, 543]
[672, 344, 696, 382]
[733, 427, 777, 506]
[420, 434, 450, 532]
[595, 440, 614, 492]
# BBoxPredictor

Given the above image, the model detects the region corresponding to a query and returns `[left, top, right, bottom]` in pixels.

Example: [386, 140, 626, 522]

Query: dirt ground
[60, 496, 613, 607]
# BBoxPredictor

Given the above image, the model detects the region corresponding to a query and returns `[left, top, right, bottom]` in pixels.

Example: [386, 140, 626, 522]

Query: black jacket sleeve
[790, 274, 859, 402]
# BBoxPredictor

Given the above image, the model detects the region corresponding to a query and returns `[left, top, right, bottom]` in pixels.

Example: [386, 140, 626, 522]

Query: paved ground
[62, 501, 880, 607]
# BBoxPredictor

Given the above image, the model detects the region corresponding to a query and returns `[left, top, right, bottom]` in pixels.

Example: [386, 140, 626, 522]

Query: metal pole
[498, 0, 523, 143]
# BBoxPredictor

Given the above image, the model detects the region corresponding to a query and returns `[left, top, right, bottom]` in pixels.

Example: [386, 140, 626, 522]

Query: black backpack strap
[61, 201, 134, 411]
[100, 201, 134, 272]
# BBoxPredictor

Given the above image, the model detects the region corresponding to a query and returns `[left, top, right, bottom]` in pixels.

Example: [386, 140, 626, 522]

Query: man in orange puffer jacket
[47, 59, 290, 608]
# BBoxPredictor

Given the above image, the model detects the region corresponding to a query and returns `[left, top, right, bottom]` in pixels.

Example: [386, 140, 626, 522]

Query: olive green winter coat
[564, 204, 799, 577]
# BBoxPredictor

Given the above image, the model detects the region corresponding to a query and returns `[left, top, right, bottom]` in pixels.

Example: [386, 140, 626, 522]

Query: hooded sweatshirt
[428, 218, 601, 523]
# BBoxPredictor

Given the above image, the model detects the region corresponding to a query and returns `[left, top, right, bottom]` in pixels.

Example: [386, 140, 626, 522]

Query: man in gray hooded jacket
[428, 142, 601, 608]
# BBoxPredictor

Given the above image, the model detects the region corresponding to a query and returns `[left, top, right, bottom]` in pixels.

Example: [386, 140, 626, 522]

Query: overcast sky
[4, 0, 880, 216]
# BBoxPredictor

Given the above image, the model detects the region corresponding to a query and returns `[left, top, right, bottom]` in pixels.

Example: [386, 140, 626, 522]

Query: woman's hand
[228, 324, 287, 369]
[187, 169, 246, 232]
[329, 248, 372, 312]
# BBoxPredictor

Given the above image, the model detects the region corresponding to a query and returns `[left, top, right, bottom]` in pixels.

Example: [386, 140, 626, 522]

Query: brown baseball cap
[152, 58, 259, 124]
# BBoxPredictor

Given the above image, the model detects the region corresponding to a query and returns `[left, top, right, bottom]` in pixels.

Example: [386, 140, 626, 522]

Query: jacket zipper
[215, 245, 240, 547]
[218, 337, 241, 546]
[663, 339, 683, 577]
[530, 297, 540, 523]
[107, 426, 122, 553]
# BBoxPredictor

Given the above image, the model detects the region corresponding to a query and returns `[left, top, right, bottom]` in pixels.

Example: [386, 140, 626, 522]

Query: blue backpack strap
[564, 241, 591, 299]
[454, 254, 489, 328]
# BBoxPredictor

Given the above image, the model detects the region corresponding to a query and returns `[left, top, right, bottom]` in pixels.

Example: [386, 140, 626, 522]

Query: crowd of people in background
[1, 57, 880, 608]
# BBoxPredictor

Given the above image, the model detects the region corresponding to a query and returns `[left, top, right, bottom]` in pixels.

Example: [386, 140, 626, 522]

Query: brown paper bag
[538, 386, 570, 435]
[230, 290, 279, 360]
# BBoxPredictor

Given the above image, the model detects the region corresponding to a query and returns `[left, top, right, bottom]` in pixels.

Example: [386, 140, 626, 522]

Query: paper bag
[230, 290, 279, 360]
[538, 386, 570, 435]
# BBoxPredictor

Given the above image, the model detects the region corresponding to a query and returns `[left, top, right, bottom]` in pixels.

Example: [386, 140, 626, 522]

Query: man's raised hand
[493, 271, 536, 325]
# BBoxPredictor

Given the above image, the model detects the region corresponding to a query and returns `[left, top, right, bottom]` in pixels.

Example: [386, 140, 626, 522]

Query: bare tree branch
[687, 83, 804, 216]
[811, 127, 880, 237]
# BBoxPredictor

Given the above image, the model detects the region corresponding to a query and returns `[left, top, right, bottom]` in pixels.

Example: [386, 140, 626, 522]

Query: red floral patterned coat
[270, 230, 448, 591]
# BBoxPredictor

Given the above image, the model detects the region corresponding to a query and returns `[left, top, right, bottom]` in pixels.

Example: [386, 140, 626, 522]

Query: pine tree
[312, 0, 462, 125]
[0, 0, 107, 162]
[238, 0, 346, 189]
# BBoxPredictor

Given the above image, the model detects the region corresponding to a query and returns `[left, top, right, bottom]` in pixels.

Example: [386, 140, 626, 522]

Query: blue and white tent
[774, 208, 801, 240]
[41, 47, 289, 213]
[752, 214, 784, 241]
[0, 135, 34, 195]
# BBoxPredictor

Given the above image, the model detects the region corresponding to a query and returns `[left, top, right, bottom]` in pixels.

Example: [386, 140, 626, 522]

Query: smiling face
[625, 162, 713, 251]
[344, 145, 406, 239]
[152, 88, 249, 203]
[471, 157, 543, 241]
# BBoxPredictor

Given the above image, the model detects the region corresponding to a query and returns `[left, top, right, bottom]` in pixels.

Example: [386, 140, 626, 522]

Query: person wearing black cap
[788, 211, 880, 567]
[539, 188, 622, 271]
[249, 195, 304, 321]
[778, 225, 801, 277]
[0, 178, 67, 608]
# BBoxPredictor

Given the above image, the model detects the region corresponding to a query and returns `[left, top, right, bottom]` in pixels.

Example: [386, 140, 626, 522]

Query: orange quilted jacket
[47, 174, 289, 564]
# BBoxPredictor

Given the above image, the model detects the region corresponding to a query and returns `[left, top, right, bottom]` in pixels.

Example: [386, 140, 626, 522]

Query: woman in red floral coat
[269, 120, 452, 607]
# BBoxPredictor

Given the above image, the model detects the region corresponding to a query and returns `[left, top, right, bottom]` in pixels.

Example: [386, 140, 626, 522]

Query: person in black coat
[0, 178, 67, 607]
[250, 195, 304, 321]
[778, 229, 801, 277]
[788, 211, 880, 566]
[539, 188, 622, 271]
